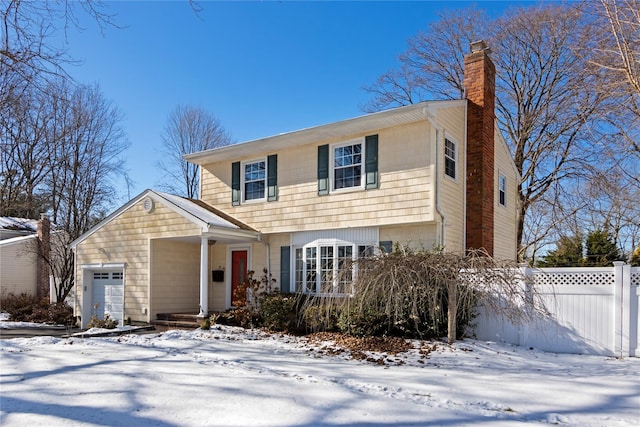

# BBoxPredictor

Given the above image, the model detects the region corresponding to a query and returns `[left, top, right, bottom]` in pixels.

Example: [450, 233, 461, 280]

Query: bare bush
[298, 247, 547, 343]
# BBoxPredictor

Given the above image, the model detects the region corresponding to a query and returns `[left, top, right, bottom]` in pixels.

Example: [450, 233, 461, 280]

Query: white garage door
[92, 271, 124, 326]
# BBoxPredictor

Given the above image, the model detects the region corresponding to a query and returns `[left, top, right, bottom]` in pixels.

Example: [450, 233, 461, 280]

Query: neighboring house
[71, 42, 519, 328]
[0, 215, 51, 298]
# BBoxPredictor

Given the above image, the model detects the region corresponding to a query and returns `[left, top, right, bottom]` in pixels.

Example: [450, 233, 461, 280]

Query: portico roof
[70, 189, 260, 249]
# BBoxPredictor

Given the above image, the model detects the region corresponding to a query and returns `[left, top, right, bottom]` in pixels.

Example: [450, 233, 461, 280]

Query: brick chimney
[464, 40, 495, 256]
[37, 214, 50, 298]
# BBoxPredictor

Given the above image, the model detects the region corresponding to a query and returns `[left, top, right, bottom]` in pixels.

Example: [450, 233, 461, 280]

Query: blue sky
[60, 1, 536, 203]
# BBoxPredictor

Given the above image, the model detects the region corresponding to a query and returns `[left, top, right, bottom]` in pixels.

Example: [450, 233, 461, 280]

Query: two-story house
[71, 42, 519, 328]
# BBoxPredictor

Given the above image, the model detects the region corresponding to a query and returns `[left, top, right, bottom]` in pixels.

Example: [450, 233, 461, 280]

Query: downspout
[434, 130, 446, 249]
[73, 246, 79, 325]
[424, 106, 446, 249]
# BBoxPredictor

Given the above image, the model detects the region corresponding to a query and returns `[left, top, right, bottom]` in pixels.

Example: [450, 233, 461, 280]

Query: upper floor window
[499, 174, 507, 206]
[243, 159, 266, 201]
[444, 138, 456, 179]
[333, 141, 363, 190]
[232, 155, 277, 206]
[317, 135, 378, 196]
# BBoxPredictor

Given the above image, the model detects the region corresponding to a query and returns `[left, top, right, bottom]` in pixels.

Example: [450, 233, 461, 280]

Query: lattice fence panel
[532, 271, 615, 287]
[631, 268, 640, 287]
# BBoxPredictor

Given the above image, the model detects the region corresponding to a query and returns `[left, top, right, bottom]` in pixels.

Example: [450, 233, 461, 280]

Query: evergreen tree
[585, 230, 621, 266]
[538, 235, 584, 267]
[629, 245, 640, 267]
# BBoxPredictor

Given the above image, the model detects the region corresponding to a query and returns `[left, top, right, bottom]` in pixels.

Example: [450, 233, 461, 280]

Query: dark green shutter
[365, 134, 379, 189]
[231, 161, 240, 206]
[280, 246, 291, 293]
[267, 154, 278, 201]
[317, 144, 329, 195]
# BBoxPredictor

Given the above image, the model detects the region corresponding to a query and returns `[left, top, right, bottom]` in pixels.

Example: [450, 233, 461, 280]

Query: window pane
[295, 248, 304, 293]
[333, 143, 362, 189]
[320, 246, 334, 293]
[445, 139, 456, 179]
[244, 160, 266, 200]
[499, 175, 506, 206]
[305, 247, 317, 293]
[337, 245, 353, 294]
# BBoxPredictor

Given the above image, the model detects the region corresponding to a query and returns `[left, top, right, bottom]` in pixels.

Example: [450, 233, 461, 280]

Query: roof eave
[184, 100, 466, 165]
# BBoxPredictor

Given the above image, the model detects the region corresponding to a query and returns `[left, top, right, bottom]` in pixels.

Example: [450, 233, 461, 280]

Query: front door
[231, 250, 248, 305]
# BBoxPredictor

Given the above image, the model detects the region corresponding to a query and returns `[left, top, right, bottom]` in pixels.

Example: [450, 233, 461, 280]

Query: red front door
[231, 250, 248, 305]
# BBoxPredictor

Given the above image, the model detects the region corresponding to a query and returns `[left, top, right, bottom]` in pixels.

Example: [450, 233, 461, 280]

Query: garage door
[92, 271, 124, 326]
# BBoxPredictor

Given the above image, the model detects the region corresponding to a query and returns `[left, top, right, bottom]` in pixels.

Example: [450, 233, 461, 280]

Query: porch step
[154, 313, 211, 330]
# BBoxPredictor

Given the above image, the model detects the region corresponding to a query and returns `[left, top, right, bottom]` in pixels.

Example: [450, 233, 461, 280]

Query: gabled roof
[0, 217, 38, 233]
[184, 100, 466, 165]
[70, 190, 259, 248]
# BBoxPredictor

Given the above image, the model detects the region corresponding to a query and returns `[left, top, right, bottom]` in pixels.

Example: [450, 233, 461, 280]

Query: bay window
[294, 240, 375, 295]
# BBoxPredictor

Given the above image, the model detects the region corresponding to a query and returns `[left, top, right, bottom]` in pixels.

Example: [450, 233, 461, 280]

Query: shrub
[299, 246, 534, 343]
[87, 313, 119, 329]
[259, 292, 298, 332]
[224, 268, 277, 328]
[299, 297, 340, 333]
[0, 292, 74, 325]
[201, 317, 211, 330]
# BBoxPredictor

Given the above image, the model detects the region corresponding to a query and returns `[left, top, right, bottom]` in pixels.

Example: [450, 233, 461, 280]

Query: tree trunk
[447, 280, 458, 344]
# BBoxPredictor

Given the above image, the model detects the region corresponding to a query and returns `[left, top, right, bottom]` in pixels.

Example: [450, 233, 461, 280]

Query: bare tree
[0, 0, 117, 88]
[157, 105, 232, 198]
[363, 4, 606, 261]
[493, 6, 605, 260]
[362, 7, 489, 112]
[585, 0, 640, 187]
[46, 81, 128, 302]
[5, 78, 129, 302]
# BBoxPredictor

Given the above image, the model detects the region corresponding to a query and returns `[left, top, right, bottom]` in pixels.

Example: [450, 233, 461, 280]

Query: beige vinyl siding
[0, 237, 38, 296]
[209, 244, 228, 311]
[261, 233, 291, 292]
[200, 120, 436, 234]
[494, 130, 519, 260]
[150, 240, 199, 317]
[74, 201, 203, 322]
[435, 106, 466, 253]
[379, 224, 438, 251]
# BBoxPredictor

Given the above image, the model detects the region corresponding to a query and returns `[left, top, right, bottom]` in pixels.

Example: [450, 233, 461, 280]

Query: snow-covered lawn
[1, 325, 638, 426]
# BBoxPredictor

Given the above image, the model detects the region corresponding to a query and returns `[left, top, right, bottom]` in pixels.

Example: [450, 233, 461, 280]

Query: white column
[199, 237, 209, 317]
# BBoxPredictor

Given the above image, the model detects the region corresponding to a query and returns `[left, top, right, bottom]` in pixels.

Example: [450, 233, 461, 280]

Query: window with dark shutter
[280, 246, 290, 292]
[231, 161, 240, 206]
[317, 144, 329, 195]
[365, 134, 378, 189]
[267, 154, 278, 201]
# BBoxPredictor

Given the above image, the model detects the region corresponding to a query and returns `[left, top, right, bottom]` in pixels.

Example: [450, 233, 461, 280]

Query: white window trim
[330, 138, 365, 193]
[498, 173, 507, 207]
[241, 157, 267, 203]
[293, 238, 376, 296]
[444, 136, 458, 181]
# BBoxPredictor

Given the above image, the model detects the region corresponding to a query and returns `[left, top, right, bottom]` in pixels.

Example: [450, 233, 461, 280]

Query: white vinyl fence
[473, 262, 639, 357]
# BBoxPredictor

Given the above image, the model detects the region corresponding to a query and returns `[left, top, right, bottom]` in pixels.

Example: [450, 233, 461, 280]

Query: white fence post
[519, 264, 532, 347]
[622, 263, 631, 357]
[613, 261, 629, 357]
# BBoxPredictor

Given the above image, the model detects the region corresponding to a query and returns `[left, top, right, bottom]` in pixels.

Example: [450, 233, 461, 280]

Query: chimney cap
[470, 40, 490, 53]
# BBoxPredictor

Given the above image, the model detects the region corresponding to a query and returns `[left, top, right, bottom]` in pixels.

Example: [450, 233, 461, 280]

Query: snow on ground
[1, 324, 638, 427]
